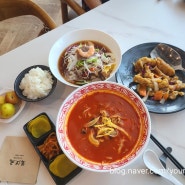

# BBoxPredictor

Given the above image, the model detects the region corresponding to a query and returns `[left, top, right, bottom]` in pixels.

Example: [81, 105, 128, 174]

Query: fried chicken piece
[152, 66, 169, 79]
[179, 92, 185, 96]
[156, 57, 175, 76]
[175, 80, 185, 90]
[133, 74, 169, 89]
[158, 78, 169, 89]
[133, 74, 153, 88]
[169, 80, 185, 91]
[134, 57, 157, 73]
[143, 65, 154, 78]
[169, 91, 180, 100]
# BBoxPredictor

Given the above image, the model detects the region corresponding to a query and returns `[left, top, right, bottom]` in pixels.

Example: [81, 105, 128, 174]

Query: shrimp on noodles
[77, 41, 95, 58]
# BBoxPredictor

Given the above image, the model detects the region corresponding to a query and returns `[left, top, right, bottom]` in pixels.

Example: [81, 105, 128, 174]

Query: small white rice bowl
[19, 67, 53, 100]
[14, 65, 57, 102]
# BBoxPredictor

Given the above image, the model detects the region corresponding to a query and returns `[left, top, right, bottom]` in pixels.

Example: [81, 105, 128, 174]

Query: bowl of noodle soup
[49, 29, 122, 87]
[56, 81, 151, 172]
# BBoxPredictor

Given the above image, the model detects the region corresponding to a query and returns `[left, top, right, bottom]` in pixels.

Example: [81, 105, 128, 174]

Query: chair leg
[61, 2, 69, 23]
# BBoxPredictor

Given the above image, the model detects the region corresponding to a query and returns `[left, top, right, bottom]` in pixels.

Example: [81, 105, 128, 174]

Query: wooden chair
[0, 0, 57, 34]
[0, 0, 57, 55]
[60, 0, 86, 23]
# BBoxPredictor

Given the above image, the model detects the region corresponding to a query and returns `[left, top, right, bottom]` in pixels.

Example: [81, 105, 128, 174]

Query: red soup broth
[66, 89, 142, 164]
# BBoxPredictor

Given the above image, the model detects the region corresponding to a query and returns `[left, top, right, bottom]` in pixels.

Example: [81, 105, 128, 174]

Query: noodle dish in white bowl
[48, 29, 122, 87]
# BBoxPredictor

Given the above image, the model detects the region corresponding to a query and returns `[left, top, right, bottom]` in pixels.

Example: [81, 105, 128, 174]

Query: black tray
[23, 112, 82, 185]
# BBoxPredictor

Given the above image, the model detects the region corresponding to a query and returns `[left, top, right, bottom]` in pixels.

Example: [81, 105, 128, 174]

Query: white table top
[1, 0, 185, 184]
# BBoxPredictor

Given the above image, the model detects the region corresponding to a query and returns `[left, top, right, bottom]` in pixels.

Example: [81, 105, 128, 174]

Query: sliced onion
[142, 88, 152, 102]
[84, 61, 92, 73]
[160, 98, 166, 104]
[153, 80, 159, 92]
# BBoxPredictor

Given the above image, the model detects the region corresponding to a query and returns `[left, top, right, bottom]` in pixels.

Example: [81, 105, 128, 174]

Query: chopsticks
[150, 134, 185, 176]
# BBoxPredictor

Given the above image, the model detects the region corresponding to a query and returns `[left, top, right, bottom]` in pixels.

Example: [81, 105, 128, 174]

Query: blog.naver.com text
[109, 168, 185, 176]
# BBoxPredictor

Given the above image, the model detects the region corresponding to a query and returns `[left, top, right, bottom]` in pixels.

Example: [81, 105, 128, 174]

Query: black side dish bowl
[14, 65, 57, 102]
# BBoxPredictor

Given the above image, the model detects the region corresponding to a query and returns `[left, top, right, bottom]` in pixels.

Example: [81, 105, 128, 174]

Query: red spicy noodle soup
[66, 89, 142, 164]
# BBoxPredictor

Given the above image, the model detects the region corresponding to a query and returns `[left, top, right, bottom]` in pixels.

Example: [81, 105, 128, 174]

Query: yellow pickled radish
[49, 154, 77, 178]
[27, 115, 51, 138]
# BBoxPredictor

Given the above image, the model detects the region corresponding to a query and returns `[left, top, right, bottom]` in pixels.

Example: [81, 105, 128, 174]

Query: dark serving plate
[23, 112, 82, 185]
[115, 42, 185, 114]
[14, 65, 57, 102]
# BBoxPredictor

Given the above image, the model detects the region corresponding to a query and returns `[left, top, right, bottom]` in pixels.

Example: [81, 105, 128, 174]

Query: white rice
[19, 67, 54, 99]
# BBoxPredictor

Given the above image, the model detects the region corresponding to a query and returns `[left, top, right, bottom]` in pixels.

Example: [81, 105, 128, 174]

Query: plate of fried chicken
[116, 42, 185, 114]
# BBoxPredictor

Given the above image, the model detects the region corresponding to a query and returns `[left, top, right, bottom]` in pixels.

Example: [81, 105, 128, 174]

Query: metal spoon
[150, 43, 185, 71]
[159, 147, 172, 169]
[143, 149, 183, 185]
[152, 147, 173, 176]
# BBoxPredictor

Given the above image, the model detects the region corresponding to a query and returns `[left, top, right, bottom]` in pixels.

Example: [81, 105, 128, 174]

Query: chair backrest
[0, 0, 57, 55]
[0, 0, 57, 31]
[60, 0, 86, 23]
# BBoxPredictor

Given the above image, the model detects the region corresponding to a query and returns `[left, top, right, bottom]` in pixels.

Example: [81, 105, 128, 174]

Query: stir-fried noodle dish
[58, 40, 116, 85]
